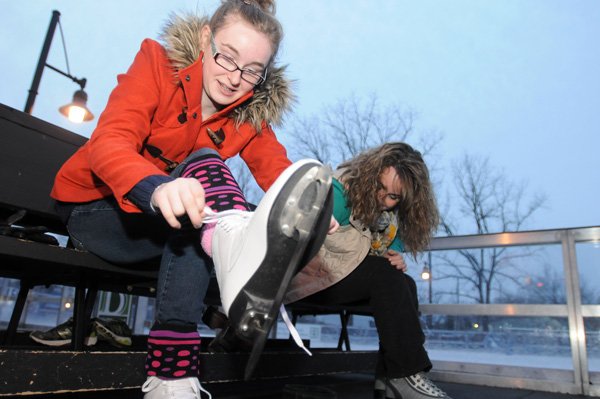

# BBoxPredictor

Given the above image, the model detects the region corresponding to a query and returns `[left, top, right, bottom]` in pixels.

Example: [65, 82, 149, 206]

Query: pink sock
[201, 223, 216, 257]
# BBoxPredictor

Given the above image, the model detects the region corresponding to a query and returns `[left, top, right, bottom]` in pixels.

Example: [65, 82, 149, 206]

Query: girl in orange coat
[49, 1, 333, 397]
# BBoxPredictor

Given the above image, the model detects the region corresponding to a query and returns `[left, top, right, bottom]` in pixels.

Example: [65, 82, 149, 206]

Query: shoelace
[280, 304, 313, 356]
[203, 207, 312, 357]
[413, 373, 446, 396]
[190, 378, 212, 399]
[202, 207, 250, 223]
[141, 377, 212, 399]
[202, 207, 251, 232]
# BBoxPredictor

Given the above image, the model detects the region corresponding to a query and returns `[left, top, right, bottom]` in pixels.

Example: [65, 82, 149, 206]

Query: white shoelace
[192, 378, 212, 399]
[141, 377, 212, 399]
[202, 206, 250, 224]
[280, 304, 312, 356]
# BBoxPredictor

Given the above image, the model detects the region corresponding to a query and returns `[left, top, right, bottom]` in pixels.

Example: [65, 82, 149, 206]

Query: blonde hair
[338, 142, 439, 256]
[209, 0, 283, 64]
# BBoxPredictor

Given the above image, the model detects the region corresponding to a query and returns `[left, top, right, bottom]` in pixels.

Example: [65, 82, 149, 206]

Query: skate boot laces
[202, 207, 251, 229]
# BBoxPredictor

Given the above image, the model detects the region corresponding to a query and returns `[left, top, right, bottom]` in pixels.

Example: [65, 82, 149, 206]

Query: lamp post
[420, 252, 433, 328]
[24, 10, 93, 123]
[420, 252, 433, 304]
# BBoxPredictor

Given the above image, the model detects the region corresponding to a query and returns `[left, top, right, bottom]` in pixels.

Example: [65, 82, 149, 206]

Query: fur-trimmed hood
[160, 13, 295, 129]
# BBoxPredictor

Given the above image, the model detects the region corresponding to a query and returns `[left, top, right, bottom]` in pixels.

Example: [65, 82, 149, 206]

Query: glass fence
[417, 227, 600, 396]
[1, 226, 599, 396]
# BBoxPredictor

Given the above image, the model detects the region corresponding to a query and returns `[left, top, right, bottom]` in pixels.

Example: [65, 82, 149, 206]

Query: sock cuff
[151, 322, 198, 334]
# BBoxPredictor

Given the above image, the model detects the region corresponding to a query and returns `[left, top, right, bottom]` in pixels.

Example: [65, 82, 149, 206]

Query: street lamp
[421, 250, 433, 303]
[24, 10, 93, 123]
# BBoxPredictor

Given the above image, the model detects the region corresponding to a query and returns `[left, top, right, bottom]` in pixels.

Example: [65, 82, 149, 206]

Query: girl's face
[201, 18, 272, 113]
[377, 166, 403, 211]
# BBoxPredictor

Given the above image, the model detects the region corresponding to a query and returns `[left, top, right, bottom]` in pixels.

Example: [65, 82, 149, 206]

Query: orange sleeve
[87, 39, 169, 208]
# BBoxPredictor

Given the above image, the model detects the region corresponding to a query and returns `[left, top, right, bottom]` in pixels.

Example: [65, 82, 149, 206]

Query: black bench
[0, 103, 375, 395]
[0, 103, 162, 351]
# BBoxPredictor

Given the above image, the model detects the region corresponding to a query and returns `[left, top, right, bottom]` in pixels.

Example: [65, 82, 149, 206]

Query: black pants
[303, 255, 432, 378]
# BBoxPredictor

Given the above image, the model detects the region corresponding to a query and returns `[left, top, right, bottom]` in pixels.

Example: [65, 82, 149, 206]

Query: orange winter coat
[51, 15, 293, 213]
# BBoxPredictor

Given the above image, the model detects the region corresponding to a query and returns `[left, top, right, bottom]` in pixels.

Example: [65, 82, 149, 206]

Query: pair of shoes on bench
[29, 317, 132, 348]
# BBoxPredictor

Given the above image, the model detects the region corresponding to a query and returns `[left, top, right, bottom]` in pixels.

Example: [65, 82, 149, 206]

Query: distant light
[64, 302, 72, 309]
[421, 266, 431, 281]
[473, 323, 479, 329]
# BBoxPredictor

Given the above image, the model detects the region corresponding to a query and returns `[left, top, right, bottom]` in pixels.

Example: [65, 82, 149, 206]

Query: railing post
[561, 230, 589, 395]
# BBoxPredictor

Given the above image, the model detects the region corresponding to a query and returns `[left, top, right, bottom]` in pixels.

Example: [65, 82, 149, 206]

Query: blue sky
[1, 1, 599, 231]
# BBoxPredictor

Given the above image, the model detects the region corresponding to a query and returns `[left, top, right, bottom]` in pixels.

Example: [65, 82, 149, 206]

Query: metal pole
[24, 10, 61, 114]
[428, 251, 432, 303]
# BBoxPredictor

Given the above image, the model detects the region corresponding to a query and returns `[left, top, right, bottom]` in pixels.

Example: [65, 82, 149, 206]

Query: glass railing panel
[424, 315, 573, 371]
[23, 286, 76, 329]
[414, 245, 566, 305]
[576, 242, 600, 305]
[585, 317, 600, 377]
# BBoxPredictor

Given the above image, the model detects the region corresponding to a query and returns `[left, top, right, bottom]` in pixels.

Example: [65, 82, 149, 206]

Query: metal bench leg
[83, 285, 98, 321]
[71, 285, 87, 350]
[3, 280, 32, 345]
[71, 284, 99, 350]
[337, 311, 351, 351]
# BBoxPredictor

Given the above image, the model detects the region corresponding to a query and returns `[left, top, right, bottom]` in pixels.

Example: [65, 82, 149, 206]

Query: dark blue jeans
[63, 196, 213, 327]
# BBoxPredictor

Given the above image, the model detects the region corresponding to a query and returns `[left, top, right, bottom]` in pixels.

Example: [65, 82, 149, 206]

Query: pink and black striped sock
[181, 153, 250, 213]
[145, 323, 201, 379]
[181, 153, 251, 256]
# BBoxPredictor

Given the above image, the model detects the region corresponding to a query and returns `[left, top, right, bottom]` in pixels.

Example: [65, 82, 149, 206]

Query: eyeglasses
[210, 34, 267, 86]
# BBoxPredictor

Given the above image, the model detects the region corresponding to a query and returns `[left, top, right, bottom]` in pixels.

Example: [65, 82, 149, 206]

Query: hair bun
[242, 0, 276, 15]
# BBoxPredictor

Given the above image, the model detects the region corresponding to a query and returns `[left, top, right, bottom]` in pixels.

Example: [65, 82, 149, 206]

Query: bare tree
[285, 93, 442, 168]
[231, 93, 442, 204]
[435, 154, 547, 314]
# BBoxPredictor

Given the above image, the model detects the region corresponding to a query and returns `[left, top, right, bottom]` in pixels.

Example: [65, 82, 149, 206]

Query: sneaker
[207, 159, 333, 379]
[385, 373, 452, 399]
[93, 317, 132, 347]
[29, 317, 97, 347]
[141, 376, 211, 399]
[374, 376, 386, 399]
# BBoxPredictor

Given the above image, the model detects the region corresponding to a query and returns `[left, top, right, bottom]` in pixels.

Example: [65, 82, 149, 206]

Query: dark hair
[338, 142, 439, 255]
[209, 0, 283, 64]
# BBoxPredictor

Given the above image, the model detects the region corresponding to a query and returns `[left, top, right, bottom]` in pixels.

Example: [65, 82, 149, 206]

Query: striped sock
[145, 324, 201, 379]
[181, 154, 250, 212]
[181, 153, 251, 256]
